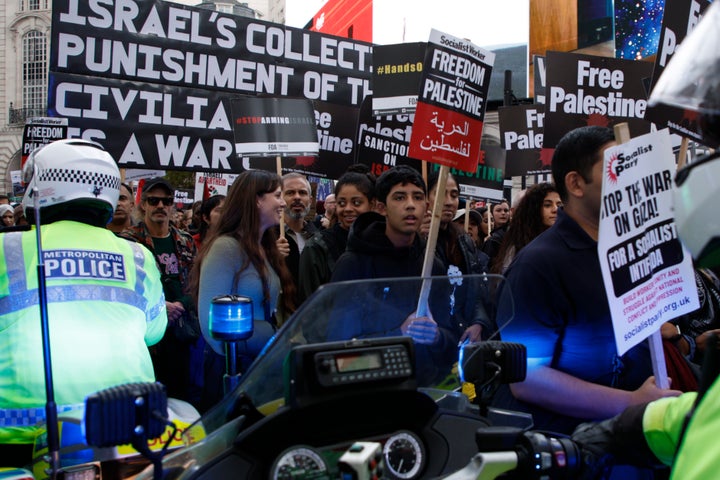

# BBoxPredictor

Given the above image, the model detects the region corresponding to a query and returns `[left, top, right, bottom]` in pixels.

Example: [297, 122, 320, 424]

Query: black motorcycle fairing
[186, 389, 490, 479]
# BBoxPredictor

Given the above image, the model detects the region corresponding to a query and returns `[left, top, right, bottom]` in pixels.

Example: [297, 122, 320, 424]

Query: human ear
[564, 171, 585, 199]
[376, 202, 387, 216]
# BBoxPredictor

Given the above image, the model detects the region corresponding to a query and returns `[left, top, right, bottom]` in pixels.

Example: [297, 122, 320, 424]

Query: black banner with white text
[49, 0, 373, 173]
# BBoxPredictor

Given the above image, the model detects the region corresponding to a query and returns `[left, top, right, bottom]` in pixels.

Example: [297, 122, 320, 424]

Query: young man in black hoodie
[330, 166, 459, 384]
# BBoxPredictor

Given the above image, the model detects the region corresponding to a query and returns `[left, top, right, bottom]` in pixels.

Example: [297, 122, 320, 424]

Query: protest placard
[499, 104, 549, 178]
[644, 0, 712, 145]
[22, 117, 68, 169]
[598, 128, 699, 356]
[231, 97, 318, 157]
[194, 172, 238, 201]
[372, 42, 426, 116]
[543, 51, 654, 149]
[406, 29, 495, 314]
[357, 97, 504, 199]
[408, 29, 494, 173]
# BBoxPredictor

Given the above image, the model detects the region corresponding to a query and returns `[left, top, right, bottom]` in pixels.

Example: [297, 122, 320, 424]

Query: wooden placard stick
[677, 137, 690, 170]
[277, 155, 285, 239]
[416, 165, 449, 317]
[464, 198, 471, 232]
[487, 201, 493, 235]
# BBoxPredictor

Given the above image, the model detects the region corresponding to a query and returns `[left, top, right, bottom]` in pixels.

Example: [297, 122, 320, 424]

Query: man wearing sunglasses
[121, 177, 200, 408]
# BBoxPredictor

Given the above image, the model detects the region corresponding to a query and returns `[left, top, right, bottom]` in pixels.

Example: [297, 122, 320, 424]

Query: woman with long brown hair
[490, 183, 562, 274]
[190, 170, 295, 407]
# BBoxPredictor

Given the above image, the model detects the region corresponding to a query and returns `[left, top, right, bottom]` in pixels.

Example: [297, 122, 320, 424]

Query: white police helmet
[673, 152, 720, 267]
[23, 139, 121, 224]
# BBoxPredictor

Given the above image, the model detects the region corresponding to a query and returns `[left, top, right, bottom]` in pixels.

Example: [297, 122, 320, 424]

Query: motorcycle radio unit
[284, 337, 417, 408]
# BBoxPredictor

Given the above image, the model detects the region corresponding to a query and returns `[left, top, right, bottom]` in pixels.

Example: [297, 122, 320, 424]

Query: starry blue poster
[614, 0, 665, 60]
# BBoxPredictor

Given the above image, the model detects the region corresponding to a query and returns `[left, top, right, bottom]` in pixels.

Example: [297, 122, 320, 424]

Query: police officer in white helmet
[0, 139, 168, 466]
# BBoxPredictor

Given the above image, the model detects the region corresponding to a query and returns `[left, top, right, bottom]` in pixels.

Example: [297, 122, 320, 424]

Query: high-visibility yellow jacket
[0, 221, 167, 445]
[644, 377, 720, 479]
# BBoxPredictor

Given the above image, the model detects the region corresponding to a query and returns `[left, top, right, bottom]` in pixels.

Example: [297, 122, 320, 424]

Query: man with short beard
[106, 182, 135, 233]
[279, 173, 317, 295]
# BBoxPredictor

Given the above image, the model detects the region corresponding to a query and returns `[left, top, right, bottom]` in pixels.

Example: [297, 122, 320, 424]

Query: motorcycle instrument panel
[269, 431, 427, 480]
[270, 446, 329, 480]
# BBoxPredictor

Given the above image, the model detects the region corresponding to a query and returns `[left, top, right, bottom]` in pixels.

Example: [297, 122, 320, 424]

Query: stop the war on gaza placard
[543, 51, 654, 149]
[598, 129, 698, 355]
[49, 0, 372, 174]
[644, 0, 712, 146]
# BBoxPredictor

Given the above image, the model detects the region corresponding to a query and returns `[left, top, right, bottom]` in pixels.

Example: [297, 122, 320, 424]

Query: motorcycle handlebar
[443, 426, 583, 480]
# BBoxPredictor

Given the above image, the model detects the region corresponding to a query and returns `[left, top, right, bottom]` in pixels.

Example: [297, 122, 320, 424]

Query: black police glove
[571, 403, 665, 479]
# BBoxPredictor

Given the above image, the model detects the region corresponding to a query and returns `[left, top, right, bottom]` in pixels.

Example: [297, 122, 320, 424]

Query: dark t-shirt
[152, 235, 184, 302]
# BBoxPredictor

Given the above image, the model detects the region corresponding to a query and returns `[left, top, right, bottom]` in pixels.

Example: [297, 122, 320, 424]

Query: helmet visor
[649, 2, 720, 116]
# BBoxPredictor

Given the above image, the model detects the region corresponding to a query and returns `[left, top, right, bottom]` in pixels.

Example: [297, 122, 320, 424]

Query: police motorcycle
[5, 271, 588, 480]
[116, 273, 584, 480]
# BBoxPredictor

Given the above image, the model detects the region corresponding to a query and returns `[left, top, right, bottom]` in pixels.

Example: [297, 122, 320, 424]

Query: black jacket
[329, 212, 459, 385]
[332, 212, 444, 281]
[435, 225, 495, 339]
[298, 223, 349, 302]
[482, 223, 509, 260]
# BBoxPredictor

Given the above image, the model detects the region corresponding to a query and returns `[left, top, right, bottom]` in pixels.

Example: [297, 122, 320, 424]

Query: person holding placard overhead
[493, 126, 681, 435]
[571, 8, 720, 476]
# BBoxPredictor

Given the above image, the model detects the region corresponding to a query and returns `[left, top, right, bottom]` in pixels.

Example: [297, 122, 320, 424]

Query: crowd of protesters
[2, 128, 712, 480]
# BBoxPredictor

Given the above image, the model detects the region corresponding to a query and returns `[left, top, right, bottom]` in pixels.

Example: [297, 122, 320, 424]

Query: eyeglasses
[146, 196, 174, 206]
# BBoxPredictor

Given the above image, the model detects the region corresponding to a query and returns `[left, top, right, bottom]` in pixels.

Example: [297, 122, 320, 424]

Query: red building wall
[309, 0, 373, 42]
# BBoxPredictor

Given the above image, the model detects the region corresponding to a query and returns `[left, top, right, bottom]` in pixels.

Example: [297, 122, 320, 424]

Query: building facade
[0, 0, 288, 198]
[0, 0, 51, 198]
[177, 0, 285, 23]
